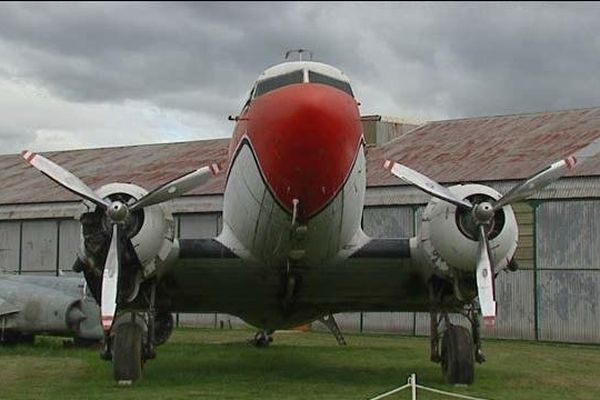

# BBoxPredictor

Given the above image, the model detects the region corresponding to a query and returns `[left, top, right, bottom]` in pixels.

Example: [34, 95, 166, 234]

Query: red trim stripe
[101, 316, 113, 330]
[483, 316, 495, 328]
[21, 150, 36, 163]
[209, 163, 221, 175]
[564, 156, 578, 169]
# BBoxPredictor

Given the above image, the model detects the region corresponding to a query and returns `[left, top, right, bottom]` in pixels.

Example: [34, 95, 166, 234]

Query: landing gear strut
[318, 313, 347, 346]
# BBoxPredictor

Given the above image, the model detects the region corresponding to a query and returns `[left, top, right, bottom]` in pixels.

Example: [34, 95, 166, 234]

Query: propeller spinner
[22, 150, 221, 332]
[384, 135, 600, 326]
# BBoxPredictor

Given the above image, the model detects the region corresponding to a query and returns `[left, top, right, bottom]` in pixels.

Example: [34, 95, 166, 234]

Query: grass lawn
[1, 328, 599, 399]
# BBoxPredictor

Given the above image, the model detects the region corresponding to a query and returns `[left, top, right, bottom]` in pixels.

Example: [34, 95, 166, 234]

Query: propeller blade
[130, 163, 221, 211]
[494, 136, 600, 210]
[100, 224, 120, 332]
[476, 225, 496, 328]
[21, 150, 109, 209]
[384, 160, 473, 210]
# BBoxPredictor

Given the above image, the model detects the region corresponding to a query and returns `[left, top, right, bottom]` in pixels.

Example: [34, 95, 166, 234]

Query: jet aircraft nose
[244, 83, 363, 220]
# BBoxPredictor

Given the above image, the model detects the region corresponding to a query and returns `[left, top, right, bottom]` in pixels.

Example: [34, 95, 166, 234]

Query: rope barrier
[368, 383, 411, 400]
[416, 384, 489, 400]
[367, 374, 491, 400]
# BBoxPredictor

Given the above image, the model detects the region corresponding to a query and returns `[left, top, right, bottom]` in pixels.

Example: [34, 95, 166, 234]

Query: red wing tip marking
[383, 160, 393, 170]
[209, 163, 221, 175]
[21, 150, 36, 162]
[483, 316, 496, 328]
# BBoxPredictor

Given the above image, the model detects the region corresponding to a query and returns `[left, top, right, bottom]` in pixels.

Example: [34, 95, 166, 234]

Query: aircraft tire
[253, 331, 271, 348]
[440, 325, 474, 384]
[112, 321, 144, 383]
[154, 312, 174, 346]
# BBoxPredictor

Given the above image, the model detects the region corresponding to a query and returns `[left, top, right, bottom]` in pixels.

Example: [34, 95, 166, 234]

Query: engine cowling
[76, 183, 178, 302]
[419, 184, 518, 276]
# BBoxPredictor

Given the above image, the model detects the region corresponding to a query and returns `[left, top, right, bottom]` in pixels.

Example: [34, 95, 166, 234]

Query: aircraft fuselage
[219, 83, 367, 267]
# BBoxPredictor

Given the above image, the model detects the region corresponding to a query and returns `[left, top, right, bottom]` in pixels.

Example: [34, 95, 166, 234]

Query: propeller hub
[107, 201, 129, 222]
[473, 202, 495, 224]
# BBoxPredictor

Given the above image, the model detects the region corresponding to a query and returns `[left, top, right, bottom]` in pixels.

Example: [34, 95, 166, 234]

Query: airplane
[20, 49, 600, 385]
[0, 274, 102, 345]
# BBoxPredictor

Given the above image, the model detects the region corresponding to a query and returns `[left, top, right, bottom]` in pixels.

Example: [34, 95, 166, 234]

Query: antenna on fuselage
[285, 49, 313, 61]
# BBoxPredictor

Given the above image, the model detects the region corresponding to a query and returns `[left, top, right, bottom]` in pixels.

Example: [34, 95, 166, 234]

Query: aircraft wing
[350, 238, 411, 259]
[179, 238, 239, 259]
[0, 296, 20, 317]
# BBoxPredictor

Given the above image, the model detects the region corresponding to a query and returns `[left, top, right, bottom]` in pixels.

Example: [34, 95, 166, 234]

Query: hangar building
[1, 107, 599, 344]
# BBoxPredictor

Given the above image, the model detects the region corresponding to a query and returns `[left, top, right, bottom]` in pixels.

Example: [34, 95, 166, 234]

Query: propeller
[22, 150, 221, 332]
[476, 225, 496, 327]
[101, 224, 120, 331]
[384, 135, 600, 326]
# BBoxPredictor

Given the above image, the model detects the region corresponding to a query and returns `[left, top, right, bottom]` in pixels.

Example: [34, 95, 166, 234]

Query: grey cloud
[0, 2, 368, 106]
[0, 1, 599, 155]
[0, 125, 35, 152]
[350, 2, 600, 118]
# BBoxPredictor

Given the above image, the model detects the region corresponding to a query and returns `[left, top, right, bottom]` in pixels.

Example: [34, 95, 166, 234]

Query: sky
[0, 1, 599, 154]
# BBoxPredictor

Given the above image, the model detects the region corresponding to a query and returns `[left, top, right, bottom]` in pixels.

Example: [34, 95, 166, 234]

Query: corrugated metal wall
[537, 201, 600, 342]
[358, 206, 417, 334]
[1, 200, 598, 343]
[0, 221, 20, 273]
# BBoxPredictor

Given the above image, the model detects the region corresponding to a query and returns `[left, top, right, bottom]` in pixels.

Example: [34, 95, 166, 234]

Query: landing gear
[251, 330, 274, 348]
[102, 311, 160, 384]
[468, 306, 486, 363]
[112, 317, 144, 384]
[441, 325, 474, 384]
[430, 311, 480, 385]
[154, 312, 174, 346]
[318, 313, 347, 346]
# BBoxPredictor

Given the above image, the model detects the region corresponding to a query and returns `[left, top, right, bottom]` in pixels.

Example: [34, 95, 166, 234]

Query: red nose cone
[242, 84, 362, 220]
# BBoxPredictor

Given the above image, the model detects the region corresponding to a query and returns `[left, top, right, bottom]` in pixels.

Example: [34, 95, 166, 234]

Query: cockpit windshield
[250, 62, 355, 101]
[308, 71, 354, 97]
[254, 70, 304, 98]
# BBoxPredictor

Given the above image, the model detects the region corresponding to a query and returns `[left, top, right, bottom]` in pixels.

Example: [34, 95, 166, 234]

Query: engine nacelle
[77, 183, 179, 285]
[419, 184, 518, 275]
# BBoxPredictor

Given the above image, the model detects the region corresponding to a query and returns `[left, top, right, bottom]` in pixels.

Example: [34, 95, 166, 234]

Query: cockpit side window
[254, 70, 304, 98]
[241, 87, 254, 112]
[308, 71, 354, 97]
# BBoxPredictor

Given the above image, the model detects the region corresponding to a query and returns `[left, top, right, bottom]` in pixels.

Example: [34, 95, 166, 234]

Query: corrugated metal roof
[2, 107, 600, 205]
[368, 107, 600, 187]
[0, 139, 230, 205]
